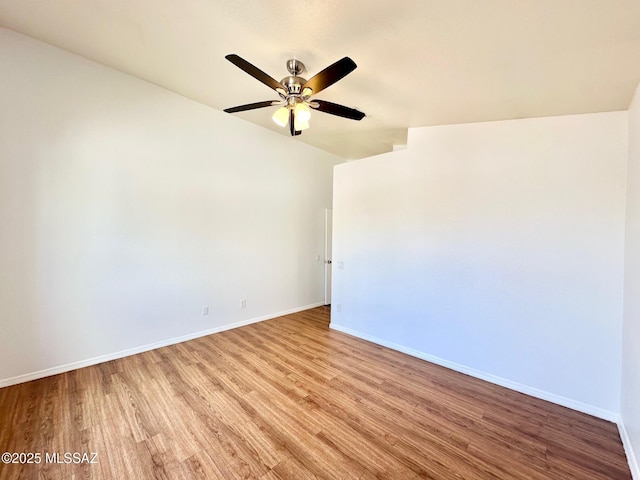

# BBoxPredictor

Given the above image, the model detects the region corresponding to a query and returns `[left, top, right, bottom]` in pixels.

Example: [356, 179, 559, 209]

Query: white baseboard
[0, 302, 324, 389]
[619, 419, 640, 480]
[330, 323, 619, 423]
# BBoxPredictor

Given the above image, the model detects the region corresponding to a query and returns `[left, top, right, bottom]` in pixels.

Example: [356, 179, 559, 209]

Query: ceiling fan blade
[225, 54, 286, 94]
[224, 100, 280, 113]
[311, 100, 366, 120]
[287, 109, 302, 135]
[301, 57, 357, 95]
[289, 108, 295, 136]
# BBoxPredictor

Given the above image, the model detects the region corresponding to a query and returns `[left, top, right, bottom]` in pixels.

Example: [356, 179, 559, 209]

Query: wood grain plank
[0, 306, 631, 479]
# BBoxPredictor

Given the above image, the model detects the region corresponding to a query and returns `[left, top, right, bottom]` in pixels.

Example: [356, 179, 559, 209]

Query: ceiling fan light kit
[224, 54, 365, 136]
[272, 106, 289, 127]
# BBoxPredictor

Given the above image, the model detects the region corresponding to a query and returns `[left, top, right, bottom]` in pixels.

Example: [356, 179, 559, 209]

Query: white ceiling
[1, 0, 640, 159]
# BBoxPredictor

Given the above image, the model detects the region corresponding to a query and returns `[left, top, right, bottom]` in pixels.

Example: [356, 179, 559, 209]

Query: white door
[324, 209, 332, 305]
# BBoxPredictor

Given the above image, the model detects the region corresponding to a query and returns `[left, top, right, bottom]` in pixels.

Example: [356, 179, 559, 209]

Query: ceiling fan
[223, 54, 366, 136]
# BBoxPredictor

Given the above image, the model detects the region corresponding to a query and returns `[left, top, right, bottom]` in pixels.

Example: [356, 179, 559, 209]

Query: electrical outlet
[240, 299, 247, 309]
[202, 306, 209, 315]
[337, 261, 344, 270]
[334, 303, 342, 313]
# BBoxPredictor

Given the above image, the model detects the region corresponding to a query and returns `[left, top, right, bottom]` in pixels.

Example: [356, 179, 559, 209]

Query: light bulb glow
[294, 117, 310, 131]
[294, 102, 311, 122]
[272, 107, 289, 127]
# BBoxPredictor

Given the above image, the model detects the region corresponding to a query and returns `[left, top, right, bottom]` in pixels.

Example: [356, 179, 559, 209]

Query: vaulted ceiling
[1, 0, 640, 159]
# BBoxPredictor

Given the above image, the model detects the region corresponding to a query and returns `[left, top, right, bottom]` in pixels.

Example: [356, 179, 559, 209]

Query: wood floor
[0, 307, 631, 479]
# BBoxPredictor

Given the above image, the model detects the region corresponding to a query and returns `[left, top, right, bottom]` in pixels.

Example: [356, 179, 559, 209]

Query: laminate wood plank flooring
[0, 306, 631, 479]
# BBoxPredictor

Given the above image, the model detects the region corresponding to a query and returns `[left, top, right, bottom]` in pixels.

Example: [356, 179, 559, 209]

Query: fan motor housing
[280, 75, 307, 95]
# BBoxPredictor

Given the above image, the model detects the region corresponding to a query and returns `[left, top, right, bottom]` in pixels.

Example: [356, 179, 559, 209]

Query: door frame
[324, 208, 332, 305]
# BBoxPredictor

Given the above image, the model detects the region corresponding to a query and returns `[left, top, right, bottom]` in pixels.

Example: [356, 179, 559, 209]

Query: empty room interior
[1, 1, 640, 479]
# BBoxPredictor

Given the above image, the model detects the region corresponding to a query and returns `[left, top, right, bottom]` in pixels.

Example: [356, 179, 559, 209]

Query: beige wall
[332, 112, 627, 418]
[0, 28, 342, 384]
[622, 81, 640, 478]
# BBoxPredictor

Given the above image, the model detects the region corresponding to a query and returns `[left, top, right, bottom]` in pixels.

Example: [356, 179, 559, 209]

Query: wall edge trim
[0, 303, 324, 388]
[619, 417, 640, 480]
[330, 322, 619, 422]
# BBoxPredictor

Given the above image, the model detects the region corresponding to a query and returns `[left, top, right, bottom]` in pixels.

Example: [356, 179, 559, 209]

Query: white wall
[0, 28, 342, 385]
[332, 112, 627, 417]
[621, 82, 640, 477]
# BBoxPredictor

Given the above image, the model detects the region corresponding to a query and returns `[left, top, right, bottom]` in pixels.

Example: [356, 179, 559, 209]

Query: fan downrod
[281, 59, 308, 96]
[286, 59, 305, 76]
